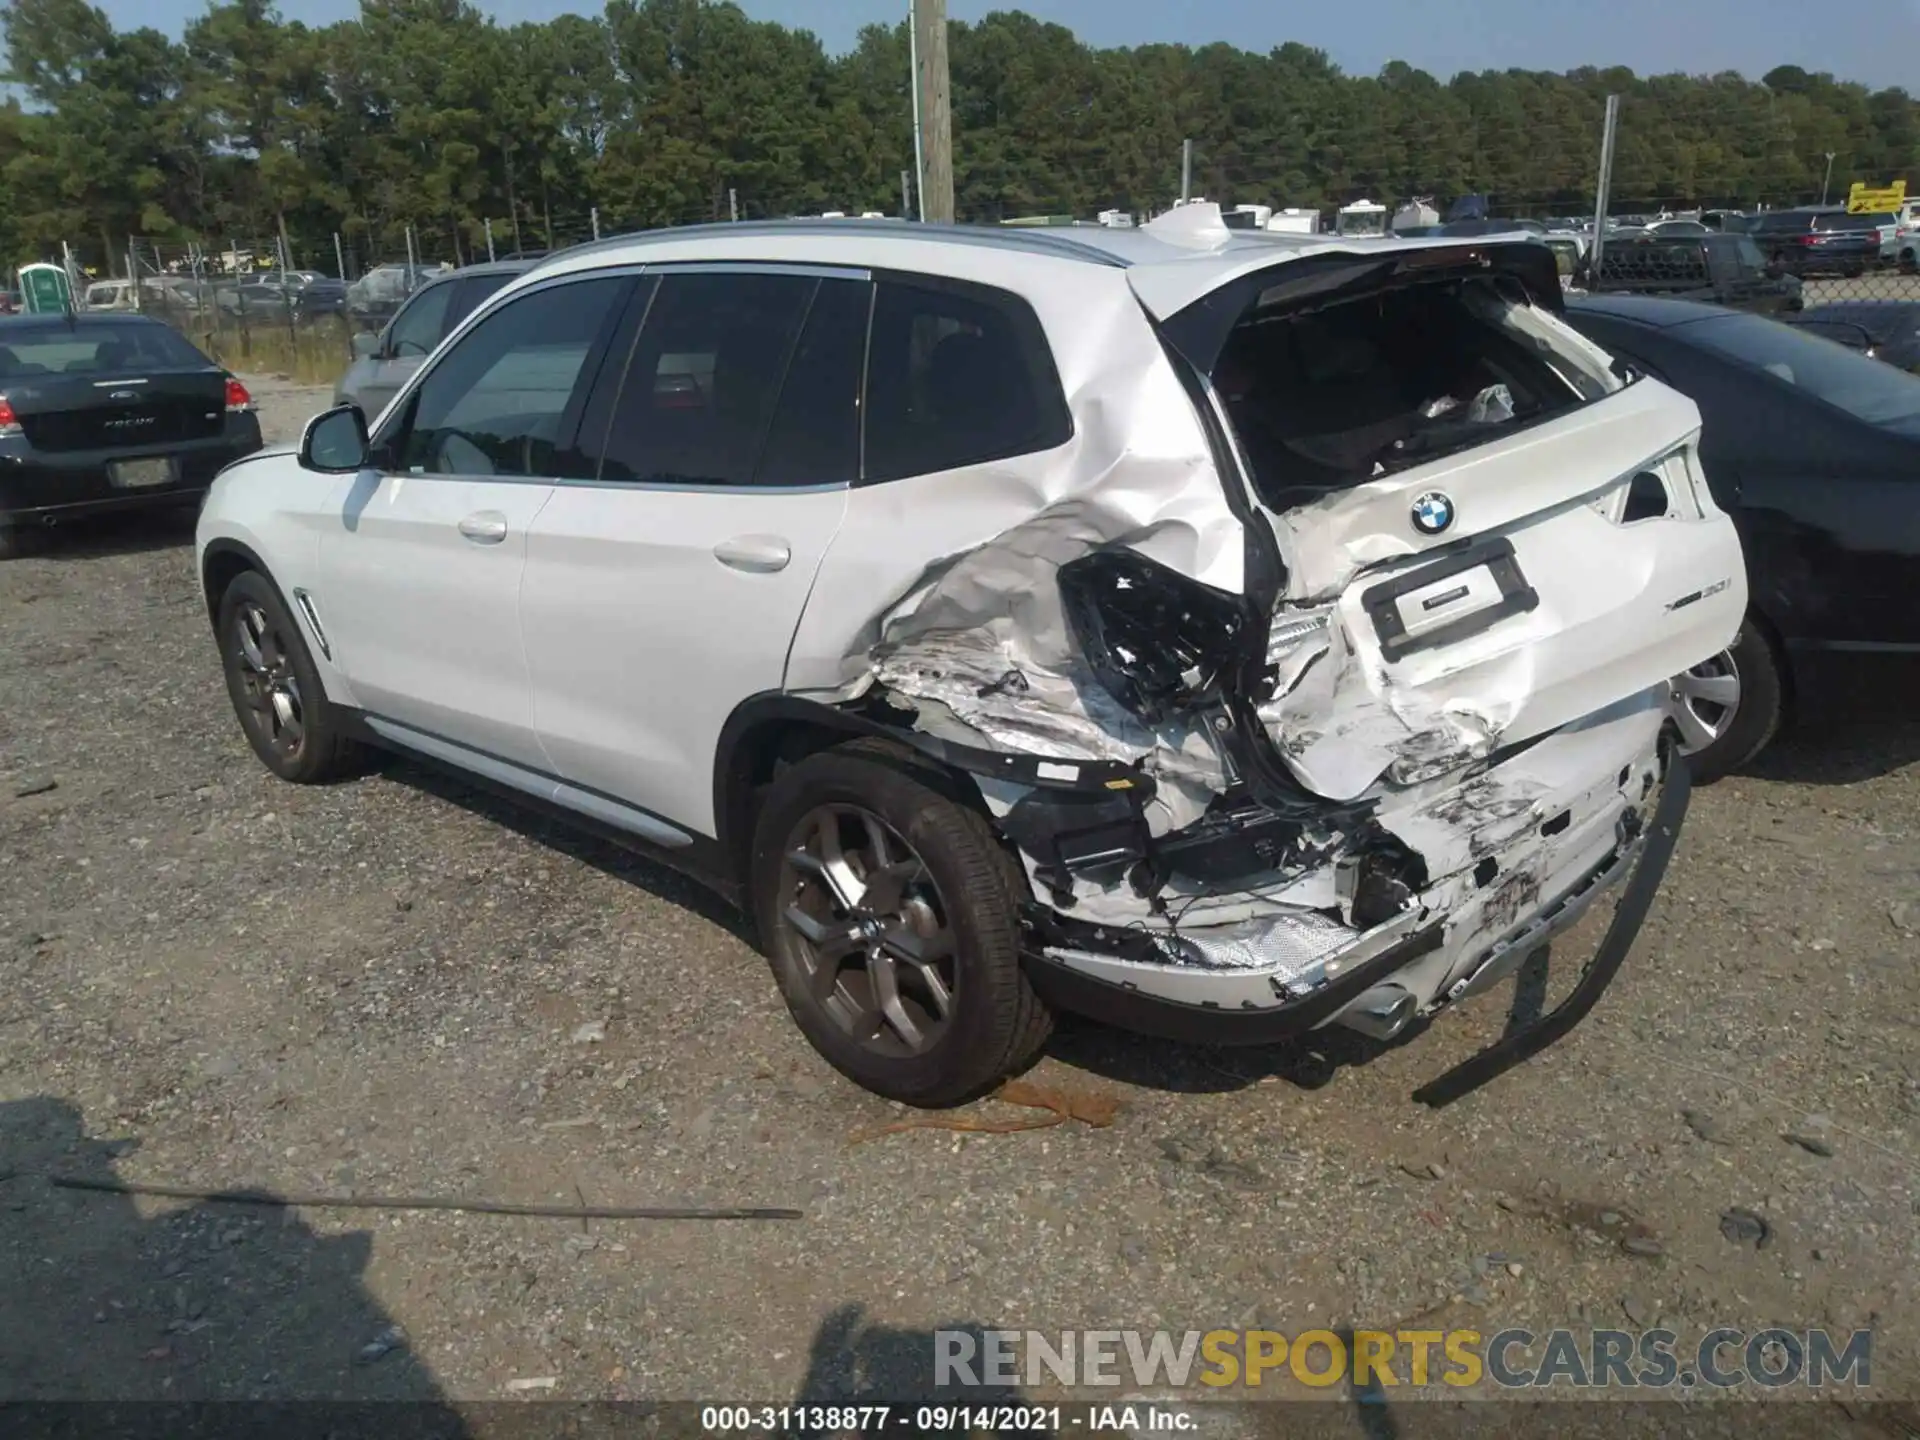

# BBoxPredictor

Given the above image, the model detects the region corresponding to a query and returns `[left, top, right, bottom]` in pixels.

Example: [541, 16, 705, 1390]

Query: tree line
[2, 0, 1915, 272]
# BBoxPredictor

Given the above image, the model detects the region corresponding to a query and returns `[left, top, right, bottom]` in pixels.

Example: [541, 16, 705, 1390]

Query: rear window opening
[1214, 274, 1617, 511]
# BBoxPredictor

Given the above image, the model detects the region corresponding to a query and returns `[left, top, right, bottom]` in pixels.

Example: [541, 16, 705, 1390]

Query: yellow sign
[1848, 180, 1907, 214]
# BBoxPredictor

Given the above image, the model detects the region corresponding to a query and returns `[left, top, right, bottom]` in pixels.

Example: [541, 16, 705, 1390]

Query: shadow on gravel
[1742, 715, 1920, 787]
[794, 1304, 1041, 1432]
[0, 1095, 467, 1426]
[384, 758, 756, 948]
[11, 507, 200, 563]
[1045, 947, 1560, 1102]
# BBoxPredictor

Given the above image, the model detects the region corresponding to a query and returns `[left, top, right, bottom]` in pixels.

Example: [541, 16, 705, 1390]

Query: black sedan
[1564, 294, 1920, 778]
[0, 314, 264, 557]
[1782, 300, 1920, 373]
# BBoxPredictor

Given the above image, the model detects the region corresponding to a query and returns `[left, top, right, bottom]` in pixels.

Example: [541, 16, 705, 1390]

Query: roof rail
[528, 218, 1131, 274]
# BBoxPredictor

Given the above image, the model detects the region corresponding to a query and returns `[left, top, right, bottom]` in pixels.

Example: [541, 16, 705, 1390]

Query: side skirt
[336, 710, 745, 908]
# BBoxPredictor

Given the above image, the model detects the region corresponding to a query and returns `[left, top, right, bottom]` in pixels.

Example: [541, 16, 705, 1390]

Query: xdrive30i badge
[1411, 491, 1455, 536]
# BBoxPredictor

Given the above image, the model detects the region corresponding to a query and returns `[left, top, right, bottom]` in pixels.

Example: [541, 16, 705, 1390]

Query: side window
[863, 276, 1071, 483]
[442, 273, 515, 335]
[386, 281, 454, 358]
[754, 278, 870, 487]
[593, 271, 816, 486]
[385, 275, 629, 479]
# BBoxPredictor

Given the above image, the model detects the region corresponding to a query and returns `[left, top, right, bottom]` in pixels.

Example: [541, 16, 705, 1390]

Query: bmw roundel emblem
[1411, 491, 1455, 536]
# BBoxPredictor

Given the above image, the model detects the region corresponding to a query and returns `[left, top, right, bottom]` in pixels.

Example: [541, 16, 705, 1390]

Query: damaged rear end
[847, 224, 1744, 1091]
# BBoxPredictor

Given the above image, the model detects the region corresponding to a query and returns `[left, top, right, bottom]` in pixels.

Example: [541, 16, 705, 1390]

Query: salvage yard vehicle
[1585, 233, 1803, 315]
[345, 263, 453, 329]
[1, 313, 262, 558]
[335, 259, 535, 421]
[196, 207, 1745, 1106]
[1754, 209, 1884, 278]
[1566, 294, 1920, 779]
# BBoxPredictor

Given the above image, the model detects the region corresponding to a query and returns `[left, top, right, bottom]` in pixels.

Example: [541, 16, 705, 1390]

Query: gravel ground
[1, 377, 1915, 1424]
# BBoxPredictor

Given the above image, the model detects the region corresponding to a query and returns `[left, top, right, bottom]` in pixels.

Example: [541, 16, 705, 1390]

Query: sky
[98, 0, 1910, 92]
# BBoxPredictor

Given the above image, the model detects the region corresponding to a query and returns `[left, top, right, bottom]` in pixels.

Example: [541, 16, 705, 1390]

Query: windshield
[1754, 212, 1811, 234]
[1688, 312, 1920, 435]
[0, 322, 211, 376]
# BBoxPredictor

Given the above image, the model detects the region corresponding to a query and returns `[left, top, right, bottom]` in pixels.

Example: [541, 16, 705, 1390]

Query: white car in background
[195, 206, 1745, 1106]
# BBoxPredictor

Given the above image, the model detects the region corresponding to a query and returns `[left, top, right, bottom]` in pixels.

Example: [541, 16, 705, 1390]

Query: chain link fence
[26, 154, 1917, 390]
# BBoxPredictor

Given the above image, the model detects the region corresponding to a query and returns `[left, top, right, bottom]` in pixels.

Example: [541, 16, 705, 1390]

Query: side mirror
[300, 404, 370, 473]
[351, 330, 380, 360]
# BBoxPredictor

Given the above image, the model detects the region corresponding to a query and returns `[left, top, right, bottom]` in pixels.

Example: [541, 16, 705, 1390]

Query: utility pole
[901, 168, 913, 219]
[728, 188, 738, 223]
[1589, 94, 1621, 275]
[1821, 152, 1837, 206]
[1180, 138, 1194, 204]
[591, 206, 600, 241]
[908, 0, 926, 221]
[912, 0, 954, 223]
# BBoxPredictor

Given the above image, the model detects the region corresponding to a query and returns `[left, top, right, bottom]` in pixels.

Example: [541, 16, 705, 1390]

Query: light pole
[1821, 152, 1836, 206]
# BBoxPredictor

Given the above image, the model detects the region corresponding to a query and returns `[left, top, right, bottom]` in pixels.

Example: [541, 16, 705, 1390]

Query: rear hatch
[1806, 214, 1882, 255]
[1136, 236, 1747, 799]
[0, 325, 227, 453]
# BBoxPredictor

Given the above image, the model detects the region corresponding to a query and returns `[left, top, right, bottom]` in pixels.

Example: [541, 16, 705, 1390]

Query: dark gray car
[333, 260, 533, 419]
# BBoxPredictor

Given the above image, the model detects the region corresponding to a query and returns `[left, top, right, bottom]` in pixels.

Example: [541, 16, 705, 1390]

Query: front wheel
[1669, 615, 1785, 783]
[216, 570, 366, 784]
[750, 746, 1051, 1107]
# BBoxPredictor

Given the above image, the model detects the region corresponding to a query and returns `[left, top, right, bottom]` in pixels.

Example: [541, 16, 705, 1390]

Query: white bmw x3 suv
[197, 206, 1745, 1106]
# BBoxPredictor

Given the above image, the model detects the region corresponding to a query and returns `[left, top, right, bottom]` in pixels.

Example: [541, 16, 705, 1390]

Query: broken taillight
[1058, 548, 1248, 725]
[224, 376, 254, 413]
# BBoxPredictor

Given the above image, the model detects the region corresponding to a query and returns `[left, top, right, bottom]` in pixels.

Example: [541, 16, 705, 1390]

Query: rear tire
[1671, 614, 1785, 783]
[216, 570, 366, 784]
[750, 745, 1051, 1107]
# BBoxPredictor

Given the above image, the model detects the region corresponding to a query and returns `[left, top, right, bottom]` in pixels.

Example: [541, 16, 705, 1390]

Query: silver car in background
[335, 260, 532, 419]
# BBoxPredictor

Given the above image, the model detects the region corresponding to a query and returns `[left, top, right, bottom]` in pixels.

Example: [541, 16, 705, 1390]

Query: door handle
[713, 535, 792, 573]
[458, 511, 509, 545]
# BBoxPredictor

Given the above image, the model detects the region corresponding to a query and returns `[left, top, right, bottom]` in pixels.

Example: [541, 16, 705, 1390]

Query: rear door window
[862, 276, 1071, 483]
[589, 271, 818, 486]
[754, 279, 870, 487]
[383, 274, 631, 478]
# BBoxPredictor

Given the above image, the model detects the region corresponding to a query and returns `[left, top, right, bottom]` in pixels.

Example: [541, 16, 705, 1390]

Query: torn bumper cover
[1016, 689, 1684, 1051]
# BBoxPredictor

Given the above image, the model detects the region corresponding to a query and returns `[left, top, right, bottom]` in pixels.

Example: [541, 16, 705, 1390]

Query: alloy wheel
[777, 804, 959, 1058]
[231, 601, 306, 759]
[1670, 650, 1741, 755]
